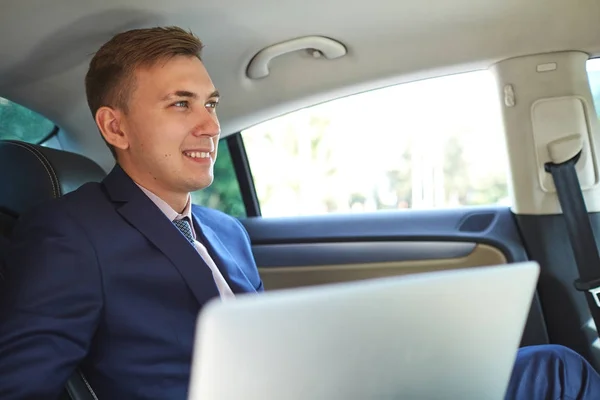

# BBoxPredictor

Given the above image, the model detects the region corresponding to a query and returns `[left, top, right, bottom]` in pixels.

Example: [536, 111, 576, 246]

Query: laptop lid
[188, 261, 540, 400]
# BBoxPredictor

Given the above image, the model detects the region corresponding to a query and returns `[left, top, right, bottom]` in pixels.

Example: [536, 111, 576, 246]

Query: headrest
[0, 140, 107, 217]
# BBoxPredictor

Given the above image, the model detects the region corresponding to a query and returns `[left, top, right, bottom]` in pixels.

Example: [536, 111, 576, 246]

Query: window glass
[0, 96, 55, 143]
[588, 59, 600, 119]
[191, 140, 246, 218]
[242, 71, 509, 217]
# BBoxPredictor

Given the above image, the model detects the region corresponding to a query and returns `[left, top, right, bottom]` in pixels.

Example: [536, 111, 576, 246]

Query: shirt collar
[134, 183, 193, 224]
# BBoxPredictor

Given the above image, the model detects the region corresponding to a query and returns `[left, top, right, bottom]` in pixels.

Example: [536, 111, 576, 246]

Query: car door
[243, 205, 550, 350]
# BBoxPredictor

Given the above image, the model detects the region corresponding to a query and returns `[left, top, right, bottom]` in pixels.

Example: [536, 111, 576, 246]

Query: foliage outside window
[240, 60, 600, 218]
[191, 142, 246, 218]
[243, 71, 510, 217]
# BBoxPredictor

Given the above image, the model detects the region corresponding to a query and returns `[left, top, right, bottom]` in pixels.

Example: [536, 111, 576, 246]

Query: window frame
[226, 133, 262, 217]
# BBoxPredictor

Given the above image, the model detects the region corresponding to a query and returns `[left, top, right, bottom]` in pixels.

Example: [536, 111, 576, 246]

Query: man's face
[118, 55, 220, 196]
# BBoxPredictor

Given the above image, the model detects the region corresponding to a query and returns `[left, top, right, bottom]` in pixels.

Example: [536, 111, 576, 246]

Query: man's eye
[206, 101, 219, 109]
[173, 101, 189, 108]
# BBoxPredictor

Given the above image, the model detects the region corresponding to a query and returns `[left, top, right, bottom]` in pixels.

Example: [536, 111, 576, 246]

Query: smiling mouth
[183, 151, 212, 159]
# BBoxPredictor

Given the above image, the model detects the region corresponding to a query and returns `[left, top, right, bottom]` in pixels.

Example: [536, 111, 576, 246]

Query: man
[0, 26, 599, 399]
[0, 27, 262, 399]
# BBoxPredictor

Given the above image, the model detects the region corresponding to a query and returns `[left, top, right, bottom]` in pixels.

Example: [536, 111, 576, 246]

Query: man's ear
[95, 106, 130, 151]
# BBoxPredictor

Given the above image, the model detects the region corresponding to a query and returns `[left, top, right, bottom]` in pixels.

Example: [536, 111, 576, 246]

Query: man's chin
[186, 177, 214, 192]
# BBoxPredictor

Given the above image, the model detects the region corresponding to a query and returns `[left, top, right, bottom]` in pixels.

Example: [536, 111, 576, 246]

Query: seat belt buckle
[574, 278, 600, 308]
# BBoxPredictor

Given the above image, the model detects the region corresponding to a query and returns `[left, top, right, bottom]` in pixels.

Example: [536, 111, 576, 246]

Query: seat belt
[545, 145, 600, 334]
[64, 371, 98, 400]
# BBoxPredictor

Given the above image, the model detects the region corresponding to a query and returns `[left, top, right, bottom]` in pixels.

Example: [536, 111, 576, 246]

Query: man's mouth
[183, 151, 212, 159]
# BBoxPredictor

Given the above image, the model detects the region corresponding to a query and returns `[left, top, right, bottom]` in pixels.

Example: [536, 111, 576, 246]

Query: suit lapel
[191, 213, 255, 294]
[102, 166, 219, 305]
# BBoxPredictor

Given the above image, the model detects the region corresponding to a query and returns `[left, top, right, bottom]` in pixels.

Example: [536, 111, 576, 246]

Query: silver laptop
[188, 261, 540, 400]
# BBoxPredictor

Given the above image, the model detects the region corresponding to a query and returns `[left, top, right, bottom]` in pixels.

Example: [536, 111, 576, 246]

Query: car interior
[1, 0, 600, 398]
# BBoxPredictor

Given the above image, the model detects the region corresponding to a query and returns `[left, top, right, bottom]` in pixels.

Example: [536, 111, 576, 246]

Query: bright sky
[588, 59, 600, 72]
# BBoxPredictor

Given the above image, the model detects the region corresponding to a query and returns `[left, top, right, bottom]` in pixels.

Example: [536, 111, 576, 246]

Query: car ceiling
[1, 0, 600, 171]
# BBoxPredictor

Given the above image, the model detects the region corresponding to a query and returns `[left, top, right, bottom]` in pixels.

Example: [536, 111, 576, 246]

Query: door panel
[242, 206, 549, 347]
[255, 241, 482, 267]
[257, 243, 505, 290]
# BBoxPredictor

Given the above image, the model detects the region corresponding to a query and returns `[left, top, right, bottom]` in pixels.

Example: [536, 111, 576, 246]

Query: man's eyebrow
[162, 91, 196, 101]
[162, 90, 220, 101]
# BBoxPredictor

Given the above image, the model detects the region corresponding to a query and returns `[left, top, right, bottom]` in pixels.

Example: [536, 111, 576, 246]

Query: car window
[0, 96, 55, 143]
[242, 71, 509, 217]
[191, 140, 246, 218]
[588, 58, 600, 119]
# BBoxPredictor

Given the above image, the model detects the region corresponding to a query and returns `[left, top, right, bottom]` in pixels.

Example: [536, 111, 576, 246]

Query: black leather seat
[0, 140, 106, 228]
[0, 139, 106, 400]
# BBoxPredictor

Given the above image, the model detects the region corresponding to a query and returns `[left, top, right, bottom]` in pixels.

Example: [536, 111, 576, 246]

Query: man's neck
[120, 164, 189, 213]
[147, 189, 188, 214]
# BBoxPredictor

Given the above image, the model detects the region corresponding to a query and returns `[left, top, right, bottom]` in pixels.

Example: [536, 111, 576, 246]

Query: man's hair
[85, 26, 204, 158]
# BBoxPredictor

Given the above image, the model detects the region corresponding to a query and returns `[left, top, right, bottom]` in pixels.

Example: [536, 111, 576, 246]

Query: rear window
[0, 96, 55, 143]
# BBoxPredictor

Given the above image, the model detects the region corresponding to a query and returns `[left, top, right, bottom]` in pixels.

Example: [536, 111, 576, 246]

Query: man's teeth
[184, 151, 211, 159]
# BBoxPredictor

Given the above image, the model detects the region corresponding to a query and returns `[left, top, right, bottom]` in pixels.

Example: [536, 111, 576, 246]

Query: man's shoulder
[63, 181, 107, 201]
[191, 204, 239, 225]
[191, 205, 248, 236]
[19, 181, 108, 225]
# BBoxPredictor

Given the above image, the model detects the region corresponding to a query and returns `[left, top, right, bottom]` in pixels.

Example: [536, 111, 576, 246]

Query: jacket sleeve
[0, 203, 103, 400]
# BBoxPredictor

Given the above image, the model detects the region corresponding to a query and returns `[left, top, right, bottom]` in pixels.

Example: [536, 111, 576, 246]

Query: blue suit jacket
[0, 165, 263, 399]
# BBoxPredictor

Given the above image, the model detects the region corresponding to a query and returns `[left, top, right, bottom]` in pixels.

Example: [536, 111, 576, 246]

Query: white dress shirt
[136, 184, 235, 300]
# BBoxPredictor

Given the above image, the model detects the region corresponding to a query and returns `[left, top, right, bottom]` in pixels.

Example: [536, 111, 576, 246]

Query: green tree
[383, 145, 412, 209]
[442, 135, 508, 206]
[190, 142, 246, 218]
[243, 113, 339, 215]
[443, 136, 470, 205]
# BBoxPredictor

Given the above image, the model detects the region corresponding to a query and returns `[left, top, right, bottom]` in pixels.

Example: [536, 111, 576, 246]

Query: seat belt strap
[545, 152, 600, 332]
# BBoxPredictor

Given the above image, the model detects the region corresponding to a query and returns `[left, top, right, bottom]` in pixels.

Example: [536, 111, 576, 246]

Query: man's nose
[191, 108, 220, 137]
